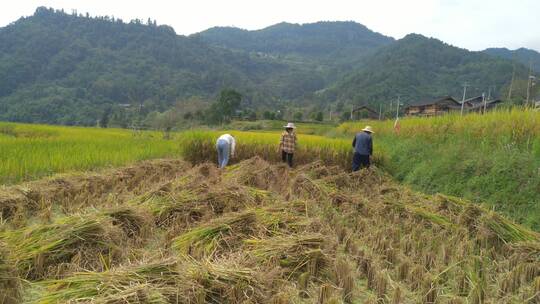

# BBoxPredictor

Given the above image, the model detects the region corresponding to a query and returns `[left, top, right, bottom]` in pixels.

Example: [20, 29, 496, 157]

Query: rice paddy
[0, 122, 182, 184]
[1, 156, 538, 303]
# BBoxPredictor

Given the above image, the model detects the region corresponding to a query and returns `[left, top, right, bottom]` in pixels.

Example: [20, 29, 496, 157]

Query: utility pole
[379, 103, 382, 120]
[460, 83, 469, 116]
[396, 95, 401, 120]
[350, 103, 354, 121]
[329, 104, 332, 121]
[526, 61, 533, 107]
[482, 92, 487, 114]
[508, 63, 516, 100]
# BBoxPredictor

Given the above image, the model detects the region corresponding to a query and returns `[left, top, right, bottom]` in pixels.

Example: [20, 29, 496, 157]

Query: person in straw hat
[279, 122, 297, 168]
[352, 126, 373, 171]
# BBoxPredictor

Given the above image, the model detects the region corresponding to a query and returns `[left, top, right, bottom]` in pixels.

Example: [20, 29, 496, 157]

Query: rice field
[178, 130, 366, 170]
[0, 122, 183, 184]
[0, 157, 538, 303]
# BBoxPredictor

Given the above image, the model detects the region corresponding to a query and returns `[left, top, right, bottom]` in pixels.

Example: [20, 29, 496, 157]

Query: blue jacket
[352, 132, 373, 155]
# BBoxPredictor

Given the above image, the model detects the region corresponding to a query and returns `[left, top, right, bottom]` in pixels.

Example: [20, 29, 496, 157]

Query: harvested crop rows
[0, 157, 539, 303]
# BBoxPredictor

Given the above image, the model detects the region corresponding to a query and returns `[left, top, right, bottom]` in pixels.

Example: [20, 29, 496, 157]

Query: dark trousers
[352, 152, 370, 171]
[281, 150, 294, 167]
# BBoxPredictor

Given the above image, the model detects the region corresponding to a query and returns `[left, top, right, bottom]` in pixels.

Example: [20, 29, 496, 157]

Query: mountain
[0, 7, 532, 126]
[324, 34, 527, 107]
[0, 7, 312, 125]
[484, 47, 540, 73]
[195, 21, 394, 61]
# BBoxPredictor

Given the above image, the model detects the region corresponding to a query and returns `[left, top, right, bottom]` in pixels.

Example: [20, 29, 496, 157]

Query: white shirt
[217, 134, 236, 156]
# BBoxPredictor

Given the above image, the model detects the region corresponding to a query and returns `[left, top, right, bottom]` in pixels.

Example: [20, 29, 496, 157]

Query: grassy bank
[337, 109, 540, 230]
[0, 123, 182, 184]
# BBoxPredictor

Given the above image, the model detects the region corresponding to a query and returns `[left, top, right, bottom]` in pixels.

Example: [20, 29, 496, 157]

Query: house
[467, 98, 502, 113]
[352, 105, 380, 119]
[405, 96, 503, 116]
[404, 96, 462, 116]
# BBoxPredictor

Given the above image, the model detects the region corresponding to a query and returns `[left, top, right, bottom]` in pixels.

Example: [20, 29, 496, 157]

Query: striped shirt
[280, 131, 297, 153]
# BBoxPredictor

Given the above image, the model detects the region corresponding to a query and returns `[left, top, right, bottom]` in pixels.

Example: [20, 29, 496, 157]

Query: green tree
[206, 89, 242, 125]
[314, 111, 324, 122]
[293, 111, 303, 121]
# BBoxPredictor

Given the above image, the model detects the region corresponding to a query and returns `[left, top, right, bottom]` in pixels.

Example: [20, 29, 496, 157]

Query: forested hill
[321, 34, 528, 106]
[195, 21, 394, 61]
[0, 7, 306, 125]
[0, 7, 533, 126]
[483, 47, 540, 73]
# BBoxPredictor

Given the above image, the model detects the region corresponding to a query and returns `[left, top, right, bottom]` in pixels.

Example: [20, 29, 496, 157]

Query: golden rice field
[0, 123, 183, 184]
[0, 157, 538, 303]
[179, 130, 376, 170]
[337, 108, 540, 144]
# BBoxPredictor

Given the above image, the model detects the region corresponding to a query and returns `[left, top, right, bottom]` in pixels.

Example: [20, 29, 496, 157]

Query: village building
[352, 105, 380, 120]
[404, 96, 462, 116]
[405, 95, 502, 116]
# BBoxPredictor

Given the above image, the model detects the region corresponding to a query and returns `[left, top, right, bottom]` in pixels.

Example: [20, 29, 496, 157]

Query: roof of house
[464, 96, 484, 105]
[407, 96, 460, 107]
[467, 99, 502, 110]
[352, 105, 379, 114]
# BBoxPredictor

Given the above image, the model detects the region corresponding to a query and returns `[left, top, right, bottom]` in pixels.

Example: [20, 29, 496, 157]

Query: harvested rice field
[0, 157, 539, 303]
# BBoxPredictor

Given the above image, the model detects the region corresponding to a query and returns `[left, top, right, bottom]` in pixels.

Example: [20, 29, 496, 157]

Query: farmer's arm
[231, 137, 236, 157]
[352, 136, 356, 148]
[368, 137, 373, 155]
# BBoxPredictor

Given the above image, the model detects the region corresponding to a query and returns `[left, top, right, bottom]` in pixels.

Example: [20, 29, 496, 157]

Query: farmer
[279, 122, 297, 168]
[352, 126, 373, 171]
[216, 133, 236, 169]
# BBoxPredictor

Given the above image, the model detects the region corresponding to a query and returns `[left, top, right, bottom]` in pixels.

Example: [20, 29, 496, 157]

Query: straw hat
[283, 122, 296, 129]
[362, 126, 374, 133]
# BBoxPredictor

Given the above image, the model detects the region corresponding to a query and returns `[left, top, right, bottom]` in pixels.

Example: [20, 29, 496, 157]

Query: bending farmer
[352, 126, 373, 171]
[279, 123, 297, 168]
[216, 134, 236, 168]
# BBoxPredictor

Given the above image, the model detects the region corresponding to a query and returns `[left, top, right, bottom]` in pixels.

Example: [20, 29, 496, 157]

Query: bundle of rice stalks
[0, 241, 20, 304]
[203, 185, 270, 214]
[172, 211, 257, 259]
[0, 189, 33, 223]
[253, 206, 312, 234]
[389, 201, 454, 228]
[103, 207, 151, 239]
[223, 156, 289, 191]
[0, 215, 121, 279]
[245, 234, 328, 277]
[136, 189, 203, 227]
[480, 212, 539, 244]
[288, 173, 335, 200]
[29, 260, 180, 303]
[185, 258, 266, 303]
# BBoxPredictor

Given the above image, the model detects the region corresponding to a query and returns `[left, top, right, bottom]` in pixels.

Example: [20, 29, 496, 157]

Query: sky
[1, 0, 539, 52]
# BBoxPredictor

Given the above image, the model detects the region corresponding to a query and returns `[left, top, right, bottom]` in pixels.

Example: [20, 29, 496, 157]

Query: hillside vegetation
[324, 34, 528, 107]
[337, 109, 540, 230]
[0, 7, 537, 126]
[485, 47, 540, 73]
